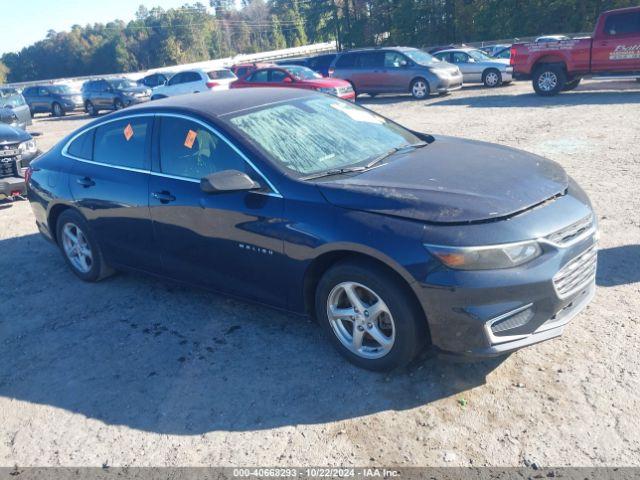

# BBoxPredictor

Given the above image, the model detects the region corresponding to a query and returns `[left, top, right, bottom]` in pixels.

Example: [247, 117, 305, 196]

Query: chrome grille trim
[553, 244, 597, 299]
[545, 214, 595, 247]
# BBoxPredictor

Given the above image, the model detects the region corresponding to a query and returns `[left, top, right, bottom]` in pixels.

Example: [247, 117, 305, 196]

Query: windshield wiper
[365, 141, 429, 169]
[301, 142, 428, 181]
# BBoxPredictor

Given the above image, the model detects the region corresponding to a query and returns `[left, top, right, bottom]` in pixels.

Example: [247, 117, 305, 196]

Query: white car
[151, 68, 237, 99]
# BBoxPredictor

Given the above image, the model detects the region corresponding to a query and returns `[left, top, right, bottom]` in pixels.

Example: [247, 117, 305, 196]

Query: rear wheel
[483, 68, 502, 88]
[315, 260, 425, 371]
[51, 102, 65, 117]
[86, 101, 98, 116]
[532, 65, 566, 96]
[56, 210, 113, 282]
[410, 78, 430, 99]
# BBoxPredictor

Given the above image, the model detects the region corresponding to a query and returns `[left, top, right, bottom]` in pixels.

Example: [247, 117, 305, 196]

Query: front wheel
[532, 65, 566, 96]
[86, 101, 98, 117]
[56, 210, 113, 282]
[315, 260, 426, 371]
[410, 78, 430, 99]
[483, 69, 502, 88]
[114, 98, 125, 110]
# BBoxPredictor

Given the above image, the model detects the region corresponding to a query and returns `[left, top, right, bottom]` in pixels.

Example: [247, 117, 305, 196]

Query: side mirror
[400, 60, 409, 68]
[283, 76, 293, 83]
[200, 170, 261, 194]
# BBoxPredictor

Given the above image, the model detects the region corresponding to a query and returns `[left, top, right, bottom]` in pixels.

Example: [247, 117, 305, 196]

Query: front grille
[553, 245, 597, 298]
[546, 214, 594, 246]
[0, 157, 18, 178]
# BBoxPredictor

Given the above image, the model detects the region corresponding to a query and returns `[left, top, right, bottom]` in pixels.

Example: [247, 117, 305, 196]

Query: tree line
[1, 0, 637, 83]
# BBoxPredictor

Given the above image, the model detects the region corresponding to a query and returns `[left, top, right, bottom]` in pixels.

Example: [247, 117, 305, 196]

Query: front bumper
[123, 96, 150, 106]
[435, 74, 464, 93]
[418, 219, 598, 358]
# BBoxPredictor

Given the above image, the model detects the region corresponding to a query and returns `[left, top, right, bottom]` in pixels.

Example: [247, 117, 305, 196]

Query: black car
[0, 123, 39, 199]
[137, 72, 171, 88]
[26, 88, 597, 371]
[22, 84, 84, 117]
[307, 53, 337, 77]
[81, 78, 151, 116]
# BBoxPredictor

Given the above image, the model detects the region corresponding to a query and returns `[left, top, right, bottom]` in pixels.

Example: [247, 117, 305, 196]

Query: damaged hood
[316, 136, 568, 224]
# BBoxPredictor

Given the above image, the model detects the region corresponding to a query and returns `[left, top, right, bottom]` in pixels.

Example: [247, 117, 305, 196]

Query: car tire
[56, 209, 114, 282]
[347, 81, 358, 100]
[410, 78, 430, 99]
[315, 259, 426, 371]
[86, 101, 98, 117]
[51, 102, 65, 117]
[562, 78, 582, 91]
[114, 99, 125, 110]
[482, 68, 502, 88]
[369, 93, 378, 98]
[532, 65, 566, 96]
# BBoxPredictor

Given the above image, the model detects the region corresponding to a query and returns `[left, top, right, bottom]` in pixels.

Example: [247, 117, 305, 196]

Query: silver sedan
[434, 48, 513, 88]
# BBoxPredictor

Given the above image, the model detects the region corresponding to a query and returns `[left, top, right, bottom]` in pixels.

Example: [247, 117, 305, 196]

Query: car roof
[338, 46, 419, 54]
[122, 87, 316, 118]
[436, 48, 478, 54]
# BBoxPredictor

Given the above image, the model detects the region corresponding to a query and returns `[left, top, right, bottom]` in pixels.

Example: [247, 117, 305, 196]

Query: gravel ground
[1, 79, 639, 467]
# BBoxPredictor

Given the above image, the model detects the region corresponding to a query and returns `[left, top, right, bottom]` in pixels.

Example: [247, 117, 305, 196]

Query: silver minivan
[329, 47, 463, 99]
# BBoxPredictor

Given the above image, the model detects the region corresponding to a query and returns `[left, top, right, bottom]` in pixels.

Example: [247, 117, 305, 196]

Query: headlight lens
[317, 87, 338, 95]
[425, 241, 542, 270]
[18, 139, 38, 154]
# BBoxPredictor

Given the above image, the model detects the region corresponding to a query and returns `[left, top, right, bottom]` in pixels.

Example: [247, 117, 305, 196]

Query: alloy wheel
[412, 81, 428, 99]
[538, 71, 558, 92]
[327, 282, 395, 359]
[485, 72, 500, 87]
[61, 223, 93, 274]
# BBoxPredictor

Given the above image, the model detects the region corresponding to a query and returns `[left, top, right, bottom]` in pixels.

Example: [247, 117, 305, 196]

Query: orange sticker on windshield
[123, 123, 134, 141]
[184, 129, 197, 149]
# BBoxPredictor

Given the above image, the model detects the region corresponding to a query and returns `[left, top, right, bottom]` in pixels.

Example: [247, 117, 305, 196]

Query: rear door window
[604, 12, 640, 36]
[158, 116, 249, 180]
[358, 52, 384, 68]
[93, 117, 151, 169]
[67, 129, 95, 160]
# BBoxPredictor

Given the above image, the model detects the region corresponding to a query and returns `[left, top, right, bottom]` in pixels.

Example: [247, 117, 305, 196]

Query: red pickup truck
[511, 6, 640, 95]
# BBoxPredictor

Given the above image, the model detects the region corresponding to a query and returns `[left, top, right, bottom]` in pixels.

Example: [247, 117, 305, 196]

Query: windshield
[2, 95, 26, 107]
[208, 69, 236, 80]
[403, 49, 440, 65]
[281, 66, 321, 80]
[226, 96, 421, 176]
[109, 79, 137, 89]
[49, 85, 74, 94]
[468, 50, 492, 62]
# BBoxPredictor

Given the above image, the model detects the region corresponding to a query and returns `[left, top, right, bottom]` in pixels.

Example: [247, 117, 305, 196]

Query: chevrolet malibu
[26, 89, 597, 371]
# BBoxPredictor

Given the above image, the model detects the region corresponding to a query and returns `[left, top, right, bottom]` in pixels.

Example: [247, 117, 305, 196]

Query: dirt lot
[1, 80, 639, 467]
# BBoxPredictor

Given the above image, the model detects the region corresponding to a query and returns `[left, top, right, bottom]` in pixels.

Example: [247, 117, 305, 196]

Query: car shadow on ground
[33, 112, 91, 122]
[0, 233, 506, 435]
[427, 86, 640, 108]
[596, 244, 640, 287]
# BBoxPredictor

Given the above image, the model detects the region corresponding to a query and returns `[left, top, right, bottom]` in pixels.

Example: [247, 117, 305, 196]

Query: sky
[1, 0, 215, 55]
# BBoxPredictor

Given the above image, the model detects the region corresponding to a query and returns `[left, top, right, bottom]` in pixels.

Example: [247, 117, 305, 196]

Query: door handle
[152, 191, 176, 203]
[76, 176, 95, 188]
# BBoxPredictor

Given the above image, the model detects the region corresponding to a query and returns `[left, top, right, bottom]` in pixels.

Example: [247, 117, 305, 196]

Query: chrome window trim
[61, 112, 283, 198]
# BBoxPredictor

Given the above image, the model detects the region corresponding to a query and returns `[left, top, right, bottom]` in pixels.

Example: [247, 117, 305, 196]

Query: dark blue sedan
[26, 88, 597, 370]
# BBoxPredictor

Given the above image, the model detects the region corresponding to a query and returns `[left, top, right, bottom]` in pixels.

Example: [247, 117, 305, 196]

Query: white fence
[2, 42, 337, 91]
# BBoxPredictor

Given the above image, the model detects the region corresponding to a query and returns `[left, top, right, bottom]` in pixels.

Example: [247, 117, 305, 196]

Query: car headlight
[425, 241, 542, 270]
[18, 139, 38, 154]
[317, 87, 338, 95]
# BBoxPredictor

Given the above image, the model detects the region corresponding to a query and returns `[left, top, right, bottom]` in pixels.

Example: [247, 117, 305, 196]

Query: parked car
[229, 62, 273, 79]
[82, 78, 151, 116]
[329, 47, 463, 99]
[0, 93, 32, 130]
[26, 88, 597, 370]
[535, 35, 571, 43]
[307, 53, 338, 77]
[0, 123, 39, 200]
[434, 48, 513, 87]
[274, 57, 309, 67]
[492, 46, 512, 60]
[480, 44, 512, 57]
[512, 6, 640, 95]
[230, 65, 355, 100]
[137, 72, 172, 88]
[151, 69, 237, 100]
[22, 84, 83, 117]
